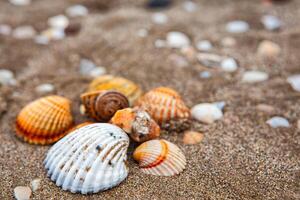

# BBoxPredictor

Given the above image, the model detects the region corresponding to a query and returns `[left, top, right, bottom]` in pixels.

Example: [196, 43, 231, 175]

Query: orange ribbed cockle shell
[135, 87, 190, 124]
[15, 95, 73, 145]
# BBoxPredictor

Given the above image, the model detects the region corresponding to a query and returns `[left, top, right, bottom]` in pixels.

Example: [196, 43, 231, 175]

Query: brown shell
[135, 87, 190, 124]
[15, 95, 73, 145]
[81, 90, 129, 122]
[110, 107, 160, 142]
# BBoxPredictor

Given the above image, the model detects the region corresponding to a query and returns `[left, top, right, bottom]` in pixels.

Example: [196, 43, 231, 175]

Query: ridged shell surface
[135, 87, 190, 124]
[44, 123, 129, 194]
[133, 139, 186, 176]
[15, 95, 73, 145]
[81, 90, 129, 122]
[87, 75, 142, 105]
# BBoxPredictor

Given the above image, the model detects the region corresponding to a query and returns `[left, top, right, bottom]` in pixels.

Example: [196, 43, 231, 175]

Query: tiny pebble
[48, 15, 69, 29]
[257, 40, 281, 58]
[297, 120, 300, 129]
[191, 103, 223, 124]
[242, 71, 269, 83]
[89, 67, 107, 77]
[9, 0, 30, 6]
[0, 69, 16, 86]
[0, 24, 12, 35]
[221, 37, 236, 47]
[196, 40, 213, 51]
[79, 59, 96, 75]
[34, 35, 49, 45]
[183, 131, 204, 145]
[137, 29, 148, 37]
[183, 1, 198, 12]
[13, 26, 36, 39]
[35, 83, 55, 94]
[154, 39, 167, 48]
[197, 53, 223, 67]
[166, 32, 190, 48]
[266, 116, 290, 128]
[66, 4, 88, 17]
[221, 57, 238, 72]
[64, 22, 81, 36]
[261, 15, 281, 31]
[147, 0, 171, 8]
[41, 28, 65, 41]
[287, 74, 300, 92]
[226, 20, 250, 33]
[151, 13, 168, 24]
[181, 46, 196, 59]
[256, 104, 275, 114]
[30, 178, 41, 192]
[199, 71, 211, 79]
[14, 186, 32, 200]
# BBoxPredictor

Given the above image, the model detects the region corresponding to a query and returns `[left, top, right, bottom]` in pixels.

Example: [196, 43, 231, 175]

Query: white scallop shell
[44, 123, 129, 194]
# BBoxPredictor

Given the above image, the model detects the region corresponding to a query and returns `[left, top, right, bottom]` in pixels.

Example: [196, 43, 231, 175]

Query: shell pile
[87, 75, 142, 106]
[110, 108, 160, 142]
[44, 123, 129, 194]
[15, 95, 73, 145]
[81, 90, 129, 122]
[135, 87, 190, 124]
[133, 139, 186, 176]
[14, 75, 189, 194]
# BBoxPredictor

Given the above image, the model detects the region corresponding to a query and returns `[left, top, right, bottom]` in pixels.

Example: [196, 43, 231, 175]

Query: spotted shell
[133, 139, 186, 176]
[44, 123, 129, 194]
[15, 95, 73, 145]
[87, 75, 142, 106]
[135, 87, 190, 124]
[81, 90, 129, 122]
[110, 108, 160, 143]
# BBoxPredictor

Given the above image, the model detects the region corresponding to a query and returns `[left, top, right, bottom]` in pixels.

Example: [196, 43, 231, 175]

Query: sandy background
[0, 0, 300, 199]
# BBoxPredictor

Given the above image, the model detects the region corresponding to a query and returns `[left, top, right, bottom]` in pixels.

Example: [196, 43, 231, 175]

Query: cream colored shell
[44, 123, 129, 194]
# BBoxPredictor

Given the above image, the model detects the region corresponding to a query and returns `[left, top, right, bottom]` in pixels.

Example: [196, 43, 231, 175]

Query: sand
[0, 0, 300, 199]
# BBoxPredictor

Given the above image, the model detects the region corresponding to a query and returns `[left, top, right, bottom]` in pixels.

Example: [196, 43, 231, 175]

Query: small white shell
[44, 123, 129, 194]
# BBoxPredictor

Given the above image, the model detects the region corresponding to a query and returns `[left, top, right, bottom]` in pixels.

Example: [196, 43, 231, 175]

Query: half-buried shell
[133, 139, 186, 176]
[80, 90, 129, 122]
[15, 95, 73, 145]
[110, 108, 160, 142]
[135, 87, 190, 124]
[44, 123, 129, 194]
[87, 75, 142, 106]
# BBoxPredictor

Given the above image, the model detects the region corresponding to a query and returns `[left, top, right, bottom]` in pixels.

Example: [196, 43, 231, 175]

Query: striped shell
[15, 95, 73, 145]
[87, 75, 142, 106]
[81, 90, 129, 122]
[133, 139, 186, 176]
[44, 123, 129, 194]
[110, 108, 160, 142]
[135, 87, 190, 124]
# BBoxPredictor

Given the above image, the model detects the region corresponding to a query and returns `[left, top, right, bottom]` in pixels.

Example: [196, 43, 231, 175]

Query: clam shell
[81, 90, 129, 122]
[44, 123, 129, 194]
[110, 108, 160, 142]
[135, 87, 190, 124]
[87, 75, 142, 106]
[15, 95, 73, 145]
[133, 139, 186, 176]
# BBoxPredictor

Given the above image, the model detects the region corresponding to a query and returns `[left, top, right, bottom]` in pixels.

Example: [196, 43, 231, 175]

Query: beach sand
[0, 0, 299, 199]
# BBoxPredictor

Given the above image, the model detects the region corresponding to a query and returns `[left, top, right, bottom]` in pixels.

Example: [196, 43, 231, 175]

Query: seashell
[183, 131, 203, 145]
[15, 95, 73, 145]
[87, 75, 142, 106]
[110, 108, 160, 142]
[81, 90, 129, 122]
[133, 139, 186, 176]
[67, 122, 94, 133]
[44, 123, 129, 194]
[135, 87, 190, 124]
